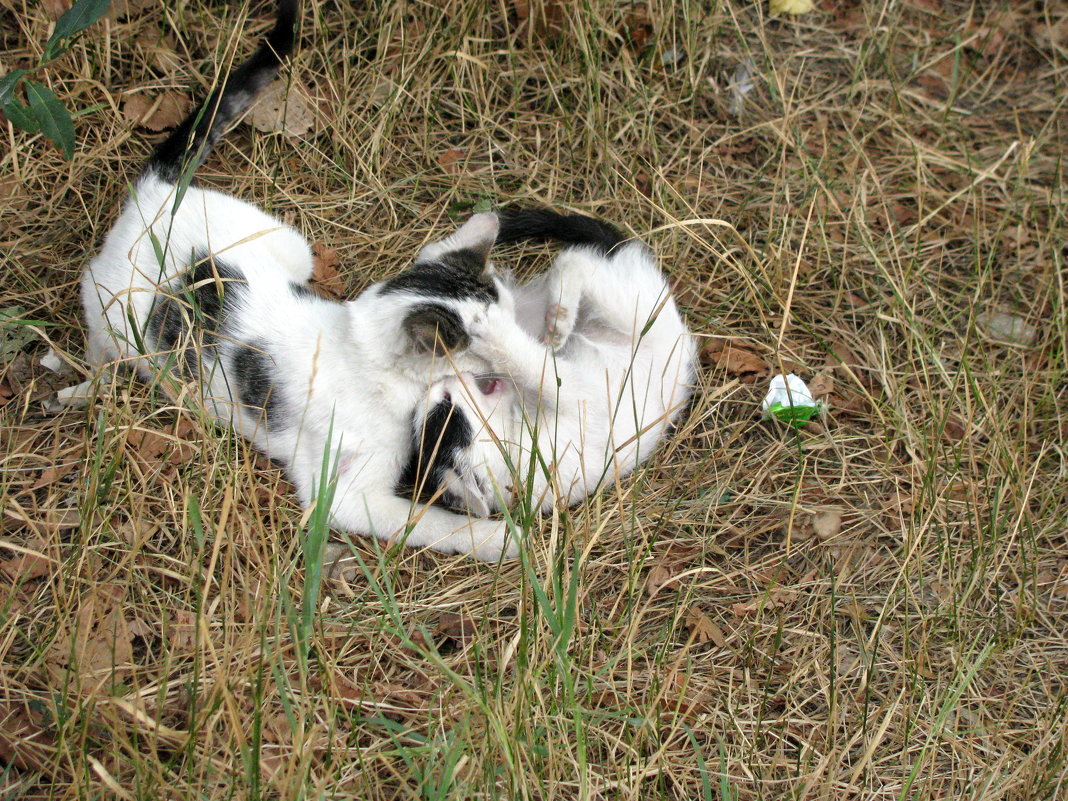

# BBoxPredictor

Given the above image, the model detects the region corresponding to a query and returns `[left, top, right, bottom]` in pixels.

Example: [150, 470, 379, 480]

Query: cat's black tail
[495, 207, 626, 255]
[144, 0, 298, 183]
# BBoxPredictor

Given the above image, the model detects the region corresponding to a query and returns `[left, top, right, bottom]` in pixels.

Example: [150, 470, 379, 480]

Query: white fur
[82, 176, 517, 560]
[426, 241, 697, 515]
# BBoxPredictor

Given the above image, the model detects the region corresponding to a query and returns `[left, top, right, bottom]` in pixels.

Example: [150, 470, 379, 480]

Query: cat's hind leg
[567, 242, 680, 345]
[542, 246, 600, 348]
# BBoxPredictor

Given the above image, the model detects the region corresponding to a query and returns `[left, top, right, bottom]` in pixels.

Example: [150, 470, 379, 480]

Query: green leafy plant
[0, 0, 111, 158]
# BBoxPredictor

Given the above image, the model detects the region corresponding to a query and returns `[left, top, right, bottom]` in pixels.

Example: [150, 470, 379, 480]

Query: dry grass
[2, 0, 1067, 798]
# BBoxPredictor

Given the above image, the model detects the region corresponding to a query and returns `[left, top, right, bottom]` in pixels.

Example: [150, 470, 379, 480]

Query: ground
[1, 0, 1066, 799]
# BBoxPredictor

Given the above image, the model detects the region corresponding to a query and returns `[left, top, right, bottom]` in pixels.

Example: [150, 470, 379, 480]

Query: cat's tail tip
[142, 0, 300, 185]
[495, 206, 626, 255]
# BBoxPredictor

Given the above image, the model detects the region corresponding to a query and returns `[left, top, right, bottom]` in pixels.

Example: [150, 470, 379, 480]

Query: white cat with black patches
[401, 208, 697, 519]
[80, 0, 518, 560]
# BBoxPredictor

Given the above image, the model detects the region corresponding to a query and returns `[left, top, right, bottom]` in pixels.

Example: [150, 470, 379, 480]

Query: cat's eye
[474, 375, 503, 395]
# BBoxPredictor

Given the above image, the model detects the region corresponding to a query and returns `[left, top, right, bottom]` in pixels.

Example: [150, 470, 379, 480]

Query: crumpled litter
[762, 373, 826, 428]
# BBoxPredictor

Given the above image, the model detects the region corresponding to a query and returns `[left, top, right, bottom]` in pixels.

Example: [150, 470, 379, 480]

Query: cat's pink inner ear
[453, 212, 499, 262]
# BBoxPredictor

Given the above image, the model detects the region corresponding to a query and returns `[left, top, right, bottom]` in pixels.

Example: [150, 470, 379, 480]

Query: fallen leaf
[512, 0, 565, 41]
[435, 612, 477, 647]
[645, 564, 678, 595]
[436, 148, 466, 175]
[701, 337, 768, 382]
[807, 369, 834, 400]
[685, 607, 727, 647]
[32, 461, 75, 490]
[127, 425, 196, 467]
[812, 509, 843, 540]
[0, 177, 31, 214]
[0, 538, 52, 581]
[624, 4, 654, 50]
[124, 91, 191, 132]
[105, 0, 155, 20]
[0, 701, 56, 773]
[42, 0, 70, 18]
[136, 26, 182, 74]
[166, 610, 197, 653]
[310, 243, 346, 299]
[248, 80, 314, 137]
[47, 585, 135, 694]
[836, 598, 870, 623]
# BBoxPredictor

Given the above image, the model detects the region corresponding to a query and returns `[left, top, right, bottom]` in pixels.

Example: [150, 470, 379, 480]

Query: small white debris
[43, 378, 98, 414]
[976, 310, 1037, 347]
[660, 47, 686, 68]
[39, 347, 64, 373]
[728, 58, 756, 116]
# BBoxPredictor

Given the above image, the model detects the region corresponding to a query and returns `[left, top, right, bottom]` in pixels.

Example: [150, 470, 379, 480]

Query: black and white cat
[80, 0, 518, 560]
[400, 209, 697, 518]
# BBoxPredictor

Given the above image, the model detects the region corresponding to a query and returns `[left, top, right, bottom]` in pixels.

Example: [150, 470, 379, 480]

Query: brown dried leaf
[436, 147, 466, 175]
[836, 598, 870, 623]
[47, 586, 135, 690]
[31, 461, 74, 490]
[136, 26, 182, 74]
[808, 369, 834, 399]
[166, 610, 197, 653]
[435, 612, 477, 646]
[685, 606, 726, 647]
[124, 91, 191, 132]
[127, 425, 196, 467]
[42, 0, 70, 18]
[701, 337, 768, 382]
[105, 0, 154, 20]
[624, 4, 654, 51]
[513, 0, 565, 40]
[0, 538, 52, 581]
[248, 80, 315, 137]
[310, 243, 347, 299]
[0, 701, 56, 773]
[0, 176, 30, 214]
[645, 564, 678, 595]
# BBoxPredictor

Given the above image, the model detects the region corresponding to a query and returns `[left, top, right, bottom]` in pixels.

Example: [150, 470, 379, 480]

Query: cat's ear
[441, 468, 491, 518]
[402, 303, 470, 355]
[417, 212, 499, 268]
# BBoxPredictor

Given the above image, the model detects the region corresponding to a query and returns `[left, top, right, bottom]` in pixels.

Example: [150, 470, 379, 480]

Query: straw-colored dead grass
[2, 0, 1066, 798]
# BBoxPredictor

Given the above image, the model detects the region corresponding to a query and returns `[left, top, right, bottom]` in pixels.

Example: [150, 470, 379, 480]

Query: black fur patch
[381, 250, 498, 302]
[402, 303, 470, 355]
[289, 282, 317, 299]
[496, 207, 625, 255]
[396, 397, 474, 508]
[147, 253, 246, 377]
[232, 340, 281, 428]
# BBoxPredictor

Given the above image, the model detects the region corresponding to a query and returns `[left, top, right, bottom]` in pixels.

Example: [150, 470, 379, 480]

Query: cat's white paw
[468, 305, 510, 361]
[467, 518, 520, 562]
[542, 303, 575, 349]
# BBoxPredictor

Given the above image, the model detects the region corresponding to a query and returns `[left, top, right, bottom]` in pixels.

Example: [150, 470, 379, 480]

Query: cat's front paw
[468, 518, 520, 562]
[467, 305, 510, 361]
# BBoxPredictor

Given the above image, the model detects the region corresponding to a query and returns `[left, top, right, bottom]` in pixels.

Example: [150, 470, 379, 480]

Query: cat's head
[397, 371, 517, 516]
[375, 213, 514, 362]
